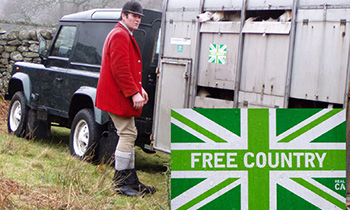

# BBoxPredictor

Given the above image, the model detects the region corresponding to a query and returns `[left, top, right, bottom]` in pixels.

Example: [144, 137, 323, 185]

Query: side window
[51, 26, 77, 58]
[71, 22, 115, 66]
[151, 29, 161, 66]
[134, 29, 146, 54]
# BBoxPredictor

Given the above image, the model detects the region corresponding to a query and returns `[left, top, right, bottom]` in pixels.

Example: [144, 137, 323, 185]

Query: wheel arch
[69, 86, 109, 126]
[6, 72, 32, 104]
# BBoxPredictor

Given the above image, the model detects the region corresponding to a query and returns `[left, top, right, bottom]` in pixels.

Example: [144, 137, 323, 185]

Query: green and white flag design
[208, 44, 227, 64]
[171, 109, 346, 210]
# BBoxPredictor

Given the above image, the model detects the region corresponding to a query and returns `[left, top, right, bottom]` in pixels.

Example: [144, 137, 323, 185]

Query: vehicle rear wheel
[69, 108, 102, 160]
[7, 91, 28, 137]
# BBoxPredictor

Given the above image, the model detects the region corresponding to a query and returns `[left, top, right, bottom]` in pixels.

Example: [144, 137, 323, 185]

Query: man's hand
[132, 92, 145, 109]
[142, 88, 148, 104]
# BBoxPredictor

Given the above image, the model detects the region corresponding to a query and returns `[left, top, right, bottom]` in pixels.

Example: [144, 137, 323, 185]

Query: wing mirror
[38, 38, 47, 57]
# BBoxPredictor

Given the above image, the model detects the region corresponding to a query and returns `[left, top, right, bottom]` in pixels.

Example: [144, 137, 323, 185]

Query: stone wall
[0, 28, 55, 96]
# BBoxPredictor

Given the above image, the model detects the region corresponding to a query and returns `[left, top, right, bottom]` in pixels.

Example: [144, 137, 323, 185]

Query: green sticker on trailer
[177, 45, 184, 52]
[208, 44, 227, 64]
[171, 109, 346, 210]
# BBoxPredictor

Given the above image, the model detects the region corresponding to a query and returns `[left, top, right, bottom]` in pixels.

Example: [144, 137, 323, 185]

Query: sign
[171, 37, 191, 45]
[208, 44, 227, 64]
[171, 109, 346, 210]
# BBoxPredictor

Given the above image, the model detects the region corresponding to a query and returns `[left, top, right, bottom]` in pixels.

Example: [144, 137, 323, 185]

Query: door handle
[55, 77, 63, 82]
[148, 74, 155, 84]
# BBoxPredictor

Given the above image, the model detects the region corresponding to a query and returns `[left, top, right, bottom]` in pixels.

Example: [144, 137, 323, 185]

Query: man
[95, 1, 155, 196]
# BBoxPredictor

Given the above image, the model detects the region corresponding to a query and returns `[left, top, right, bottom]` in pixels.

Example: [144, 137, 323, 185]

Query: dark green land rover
[5, 9, 162, 162]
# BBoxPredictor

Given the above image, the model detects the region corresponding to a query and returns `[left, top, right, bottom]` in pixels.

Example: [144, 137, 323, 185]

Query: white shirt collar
[119, 21, 133, 36]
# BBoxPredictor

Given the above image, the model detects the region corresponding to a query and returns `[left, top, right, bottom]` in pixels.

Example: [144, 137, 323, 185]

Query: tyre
[69, 108, 102, 160]
[7, 91, 28, 137]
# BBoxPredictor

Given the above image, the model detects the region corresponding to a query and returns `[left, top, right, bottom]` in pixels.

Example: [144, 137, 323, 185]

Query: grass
[0, 126, 171, 209]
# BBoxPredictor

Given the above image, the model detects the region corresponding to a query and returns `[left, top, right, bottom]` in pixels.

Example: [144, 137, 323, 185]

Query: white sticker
[171, 38, 191, 45]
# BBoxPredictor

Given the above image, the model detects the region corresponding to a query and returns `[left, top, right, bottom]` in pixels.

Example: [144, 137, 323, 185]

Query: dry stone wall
[0, 28, 55, 96]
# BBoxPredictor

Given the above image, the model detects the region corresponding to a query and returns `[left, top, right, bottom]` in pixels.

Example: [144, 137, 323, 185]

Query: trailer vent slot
[245, 10, 290, 22]
[197, 86, 234, 101]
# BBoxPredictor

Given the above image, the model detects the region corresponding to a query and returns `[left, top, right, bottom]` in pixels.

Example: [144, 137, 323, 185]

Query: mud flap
[26, 109, 51, 139]
[98, 127, 119, 165]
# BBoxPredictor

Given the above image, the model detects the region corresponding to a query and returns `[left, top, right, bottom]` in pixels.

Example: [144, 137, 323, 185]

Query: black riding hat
[122, 1, 144, 17]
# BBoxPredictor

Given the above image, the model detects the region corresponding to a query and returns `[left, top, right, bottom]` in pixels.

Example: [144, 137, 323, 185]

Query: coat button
[139, 72, 141, 74]
[138, 60, 141, 63]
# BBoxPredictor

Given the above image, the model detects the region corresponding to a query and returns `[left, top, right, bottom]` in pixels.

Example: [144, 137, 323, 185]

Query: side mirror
[38, 38, 47, 58]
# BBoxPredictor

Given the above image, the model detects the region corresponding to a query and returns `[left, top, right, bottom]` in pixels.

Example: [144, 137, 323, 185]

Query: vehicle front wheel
[7, 91, 28, 137]
[69, 108, 102, 161]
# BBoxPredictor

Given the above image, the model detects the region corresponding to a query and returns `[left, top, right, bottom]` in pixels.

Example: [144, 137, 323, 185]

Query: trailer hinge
[340, 19, 346, 26]
[243, 101, 248, 107]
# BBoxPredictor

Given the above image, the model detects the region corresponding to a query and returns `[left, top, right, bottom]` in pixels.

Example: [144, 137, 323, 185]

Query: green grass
[0, 126, 171, 210]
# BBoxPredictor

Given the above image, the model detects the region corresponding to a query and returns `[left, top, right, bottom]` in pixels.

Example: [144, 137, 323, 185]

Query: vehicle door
[66, 21, 116, 106]
[136, 10, 162, 121]
[41, 24, 78, 117]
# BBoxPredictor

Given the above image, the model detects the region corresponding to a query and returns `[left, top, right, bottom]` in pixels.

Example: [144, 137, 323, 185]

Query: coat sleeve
[109, 31, 139, 98]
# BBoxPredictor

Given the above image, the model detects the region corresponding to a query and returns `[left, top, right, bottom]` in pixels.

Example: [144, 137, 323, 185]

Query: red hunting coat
[95, 22, 143, 118]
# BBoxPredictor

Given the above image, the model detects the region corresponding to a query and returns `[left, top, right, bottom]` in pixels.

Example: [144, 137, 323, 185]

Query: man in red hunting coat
[95, 1, 155, 196]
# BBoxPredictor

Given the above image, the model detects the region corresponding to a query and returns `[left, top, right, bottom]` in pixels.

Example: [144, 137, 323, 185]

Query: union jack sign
[171, 109, 346, 210]
[208, 44, 227, 64]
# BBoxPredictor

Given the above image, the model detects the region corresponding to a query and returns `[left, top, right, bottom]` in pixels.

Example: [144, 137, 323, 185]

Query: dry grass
[0, 99, 170, 210]
[0, 174, 72, 209]
[0, 97, 9, 133]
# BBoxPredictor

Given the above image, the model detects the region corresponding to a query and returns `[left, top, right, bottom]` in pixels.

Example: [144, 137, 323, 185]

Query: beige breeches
[108, 112, 138, 152]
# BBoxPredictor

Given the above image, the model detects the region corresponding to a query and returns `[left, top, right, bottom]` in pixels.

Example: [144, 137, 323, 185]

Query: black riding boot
[129, 169, 156, 194]
[112, 169, 141, 196]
